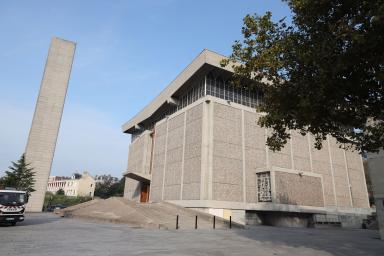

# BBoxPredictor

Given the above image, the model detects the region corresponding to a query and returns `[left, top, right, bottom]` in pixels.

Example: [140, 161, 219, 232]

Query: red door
[140, 184, 150, 203]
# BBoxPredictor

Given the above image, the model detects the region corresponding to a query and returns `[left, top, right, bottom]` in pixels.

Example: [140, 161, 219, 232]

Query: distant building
[47, 171, 95, 197]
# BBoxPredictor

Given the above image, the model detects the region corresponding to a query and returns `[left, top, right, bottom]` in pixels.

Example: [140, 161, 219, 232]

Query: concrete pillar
[25, 37, 76, 212]
[367, 151, 384, 240]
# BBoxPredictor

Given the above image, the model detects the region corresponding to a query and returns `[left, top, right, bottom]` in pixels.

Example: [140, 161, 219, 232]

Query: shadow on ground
[0, 213, 61, 227]
[236, 225, 384, 256]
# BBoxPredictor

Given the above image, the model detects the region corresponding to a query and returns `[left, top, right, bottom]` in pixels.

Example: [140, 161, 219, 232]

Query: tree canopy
[56, 188, 65, 195]
[94, 175, 124, 199]
[222, 0, 384, 153]
[0, 154, 36, 197]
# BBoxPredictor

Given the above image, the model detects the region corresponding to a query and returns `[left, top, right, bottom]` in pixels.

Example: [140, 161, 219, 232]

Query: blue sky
[0, 0, 291, 177]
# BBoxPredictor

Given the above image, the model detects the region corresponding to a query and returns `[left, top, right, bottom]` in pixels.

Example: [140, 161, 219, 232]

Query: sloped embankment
[61, 197, 243, 229]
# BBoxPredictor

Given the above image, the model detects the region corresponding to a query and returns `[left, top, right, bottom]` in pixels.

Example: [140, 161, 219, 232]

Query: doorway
[140, 183, 150, 203]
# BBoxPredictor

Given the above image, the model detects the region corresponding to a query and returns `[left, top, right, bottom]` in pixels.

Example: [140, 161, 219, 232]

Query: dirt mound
[61, 197, 243, 229]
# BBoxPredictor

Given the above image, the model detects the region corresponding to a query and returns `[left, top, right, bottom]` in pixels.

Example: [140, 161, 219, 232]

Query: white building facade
[47, 172, 95, 197]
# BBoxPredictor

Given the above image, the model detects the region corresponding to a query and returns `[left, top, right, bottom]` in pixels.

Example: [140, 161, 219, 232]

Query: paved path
[0, 213, 383, 256]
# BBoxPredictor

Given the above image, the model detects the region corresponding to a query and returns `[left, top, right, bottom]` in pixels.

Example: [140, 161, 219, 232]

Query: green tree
[0, 154, 36, 197]
[222, 0, 384, 153]
[109, 178, 125, 197]
[56, 188, 65, 195]
[43, 192, 92, 209]
[94, 175, 124, 199]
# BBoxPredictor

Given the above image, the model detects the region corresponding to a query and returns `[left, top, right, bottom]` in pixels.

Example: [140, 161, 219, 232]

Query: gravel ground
[0, 213, 383, 256]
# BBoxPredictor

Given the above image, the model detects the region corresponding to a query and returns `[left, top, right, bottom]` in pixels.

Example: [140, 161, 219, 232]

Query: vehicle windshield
[0, 192, 26, 206]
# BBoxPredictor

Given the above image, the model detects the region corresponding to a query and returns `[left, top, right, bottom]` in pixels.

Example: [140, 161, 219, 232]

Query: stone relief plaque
[257, 172, 272, 202]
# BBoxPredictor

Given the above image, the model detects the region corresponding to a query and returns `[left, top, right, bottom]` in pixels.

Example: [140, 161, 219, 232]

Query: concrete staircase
[62, 197, 243, 230]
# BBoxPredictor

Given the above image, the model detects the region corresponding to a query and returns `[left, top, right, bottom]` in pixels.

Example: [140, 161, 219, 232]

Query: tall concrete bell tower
[25, 37, 76, 212]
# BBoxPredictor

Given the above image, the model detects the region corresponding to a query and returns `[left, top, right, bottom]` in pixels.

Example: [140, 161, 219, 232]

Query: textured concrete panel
[168, 113, 185, 130]
[181, 104, 203, 200]
[155, 121, 167, 136]
[274, 171, 324, 207]
[185, 119, 203, 144]
[311, 141, 330, 161]
[150, 122, 168, 202]
[334, 176, 349, 193]
[243, 112, 267, 204]
[330, 146, 345, 166]
[291, 132, 309, 158]
[245, 147, 267, 170]
[124, 178, 141, 201]
[308, 139, 336, 207]
[268, 129, 292, 170]
[212, 157, 243, 185]
[186, 103, 203, 123]
[214, 103, 241, 121]
[350, 177, 370, 208]
[184, 143, 201, 159]
[212, 103, 243, 202]
[213, 183, 243, 202]
[333, 164, 348, 178]
[183, 157, 201, 184]
[291, 132, 311, 172]
[182, 183, 201, 200]
[322, 174, 336, 205]
[150, 186, 162, 202]
[213, 118, 242, 144]
[214, 141, 242, 160]
[25, 38, 76, 212]
[162, 113, 184, 201]
[293, 157, 312, 173]
[164, 184, 181, 200]
[244, 111, 259, 126]
[245, 147, 266, 203]
[244, 124, 266, 149]
[269, 151, 292, 169]
[345, 150, 362, 170]
[127, 131, 152, 174]
[166, 147, 183, 164]
[167, 127, 184, 150]
[164, 161, 182, 185]
[344, 150, 369, 208]
[367, 151, 384, 197]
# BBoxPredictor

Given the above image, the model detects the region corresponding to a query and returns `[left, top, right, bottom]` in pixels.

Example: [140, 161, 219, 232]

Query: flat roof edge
[121, 49, 234, 133]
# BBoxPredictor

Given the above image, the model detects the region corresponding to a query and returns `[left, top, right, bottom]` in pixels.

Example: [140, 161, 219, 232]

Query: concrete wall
[244, 112, 267, 204]
[182, 103, 202, 200]
[208, 97, 368, 211]
[25, 38, 76, 212]
[124, 130, 152, 201]
[148, 120, 167, 202]
[149, 102, 203, 202]
[367, 151, 384, 240]
[163, 113, 184, 200]
[274, 171, 323, 207]
[126, 95, 369, 214]
[212, 103, 243, 202]
[124, 178, 140, 201]
[127, 130, 152, 174]
[346, 150, 370, 208]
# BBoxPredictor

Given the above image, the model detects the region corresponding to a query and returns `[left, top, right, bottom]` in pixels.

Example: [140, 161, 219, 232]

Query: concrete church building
[122, 49, 371, 226]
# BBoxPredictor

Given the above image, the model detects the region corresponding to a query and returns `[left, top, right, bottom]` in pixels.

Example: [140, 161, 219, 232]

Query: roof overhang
[123, 171, 151, 183]
[121, 49, 237, 133]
